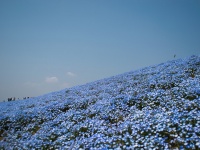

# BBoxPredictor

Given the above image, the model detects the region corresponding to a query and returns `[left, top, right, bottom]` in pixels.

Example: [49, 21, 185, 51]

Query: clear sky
[0, 0, 200, 101]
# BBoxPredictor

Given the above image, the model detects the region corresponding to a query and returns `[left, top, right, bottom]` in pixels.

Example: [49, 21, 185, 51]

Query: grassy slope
[0, 55, 200, 149]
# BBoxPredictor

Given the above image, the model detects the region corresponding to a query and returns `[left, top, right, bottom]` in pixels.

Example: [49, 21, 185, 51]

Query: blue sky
[0, 0, 200, 101]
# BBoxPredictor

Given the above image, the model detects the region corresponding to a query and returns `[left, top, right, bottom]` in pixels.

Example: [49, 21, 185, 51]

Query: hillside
[0, 55, 200, 150]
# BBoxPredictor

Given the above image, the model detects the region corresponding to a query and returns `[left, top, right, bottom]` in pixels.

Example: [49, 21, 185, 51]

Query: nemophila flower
[0, 55, 200, 149]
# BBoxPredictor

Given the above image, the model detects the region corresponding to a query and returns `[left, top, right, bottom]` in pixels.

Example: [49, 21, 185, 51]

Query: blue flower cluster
[0, 55, 200, 149]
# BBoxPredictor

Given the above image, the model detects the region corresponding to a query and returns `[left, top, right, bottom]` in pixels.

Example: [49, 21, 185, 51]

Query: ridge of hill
[0, 55, 200, 149]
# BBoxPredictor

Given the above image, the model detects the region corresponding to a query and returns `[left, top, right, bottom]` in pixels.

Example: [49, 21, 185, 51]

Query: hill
[0, 55, 200, 149]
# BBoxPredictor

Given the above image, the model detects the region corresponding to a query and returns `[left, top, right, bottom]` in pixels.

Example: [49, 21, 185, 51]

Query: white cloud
[67, 72, 76, 77]
[45, 77, 58, 83]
